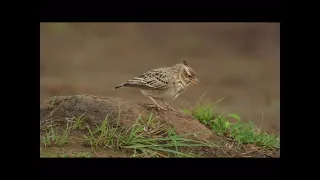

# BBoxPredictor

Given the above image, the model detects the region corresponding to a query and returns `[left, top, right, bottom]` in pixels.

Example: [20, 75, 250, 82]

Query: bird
[114, 60, 199, 111]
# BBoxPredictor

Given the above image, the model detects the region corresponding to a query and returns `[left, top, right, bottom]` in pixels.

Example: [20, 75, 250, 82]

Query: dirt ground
[40, 23, 280, 133]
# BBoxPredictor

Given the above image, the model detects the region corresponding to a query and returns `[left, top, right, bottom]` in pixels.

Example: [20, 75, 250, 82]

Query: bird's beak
[191, 78, 199, 86]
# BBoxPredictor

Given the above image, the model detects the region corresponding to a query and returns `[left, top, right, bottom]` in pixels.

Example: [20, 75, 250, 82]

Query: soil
[40, 145, 128, 158]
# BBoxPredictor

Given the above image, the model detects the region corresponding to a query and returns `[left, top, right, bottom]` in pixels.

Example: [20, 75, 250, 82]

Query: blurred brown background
[40, 23, 280, 133]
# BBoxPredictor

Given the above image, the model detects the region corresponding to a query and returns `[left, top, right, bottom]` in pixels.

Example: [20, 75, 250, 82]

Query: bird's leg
[161, 100, 177, 111]
[148, 96, 167, 111]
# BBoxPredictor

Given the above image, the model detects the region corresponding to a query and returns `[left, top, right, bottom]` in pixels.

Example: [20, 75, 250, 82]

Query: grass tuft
[183, 103, 280, 149]
[41, 123, 71, 148]
[83, 113, 218, 157]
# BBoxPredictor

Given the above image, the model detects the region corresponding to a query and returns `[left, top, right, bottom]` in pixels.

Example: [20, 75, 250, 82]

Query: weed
[41, 123, 71, 148]
[67, 113, 87, 130]
[183, 103, 280, 149]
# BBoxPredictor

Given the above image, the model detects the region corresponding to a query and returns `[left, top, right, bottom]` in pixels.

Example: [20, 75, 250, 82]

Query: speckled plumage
[114, 60, 199, 111]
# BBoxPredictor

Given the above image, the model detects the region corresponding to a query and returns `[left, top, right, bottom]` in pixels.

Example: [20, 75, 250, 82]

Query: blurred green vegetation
[46, 23, 70, 35]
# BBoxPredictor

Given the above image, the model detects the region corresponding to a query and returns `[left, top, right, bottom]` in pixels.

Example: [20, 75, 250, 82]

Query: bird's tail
[113, 83, 125, 90]
[113, 79, 146, 90]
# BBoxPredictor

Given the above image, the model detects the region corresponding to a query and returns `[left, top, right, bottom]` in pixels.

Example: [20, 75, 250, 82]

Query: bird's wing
[129, 68, 171, 90]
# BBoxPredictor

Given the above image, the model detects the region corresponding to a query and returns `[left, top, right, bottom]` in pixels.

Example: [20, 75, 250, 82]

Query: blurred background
[40, 23, 280, 133]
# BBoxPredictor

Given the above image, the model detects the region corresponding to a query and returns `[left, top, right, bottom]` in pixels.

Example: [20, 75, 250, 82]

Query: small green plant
[41, 123, 71, 148]
[183, 103, 231, 135]
[51, 95, 57, 105]
[183, 102, 280, 149]
[69, 113, 86, 130]
[229, 120, 280, 149]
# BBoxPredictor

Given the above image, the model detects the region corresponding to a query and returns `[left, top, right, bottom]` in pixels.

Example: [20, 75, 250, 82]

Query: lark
[114, 60, 199, 111]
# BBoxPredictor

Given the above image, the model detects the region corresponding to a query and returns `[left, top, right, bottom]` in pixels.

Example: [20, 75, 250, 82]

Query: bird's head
[179, 60, 199, 86]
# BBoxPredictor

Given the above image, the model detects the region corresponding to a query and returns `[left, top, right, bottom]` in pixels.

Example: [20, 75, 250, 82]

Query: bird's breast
[140, 88, 176, 100]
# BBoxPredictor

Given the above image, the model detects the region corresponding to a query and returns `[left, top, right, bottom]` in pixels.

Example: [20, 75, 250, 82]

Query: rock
[40, 94, 218, 141]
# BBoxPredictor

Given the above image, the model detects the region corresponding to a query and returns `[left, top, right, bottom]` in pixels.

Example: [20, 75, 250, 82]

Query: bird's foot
[157, 105, 168, 111]
[145, 104, 168, 111]
[165, 105, 177, 112]
[162, 101, 178, 112]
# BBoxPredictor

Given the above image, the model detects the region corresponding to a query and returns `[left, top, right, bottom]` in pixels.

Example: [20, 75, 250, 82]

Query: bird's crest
[182, 60, 189, 67]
